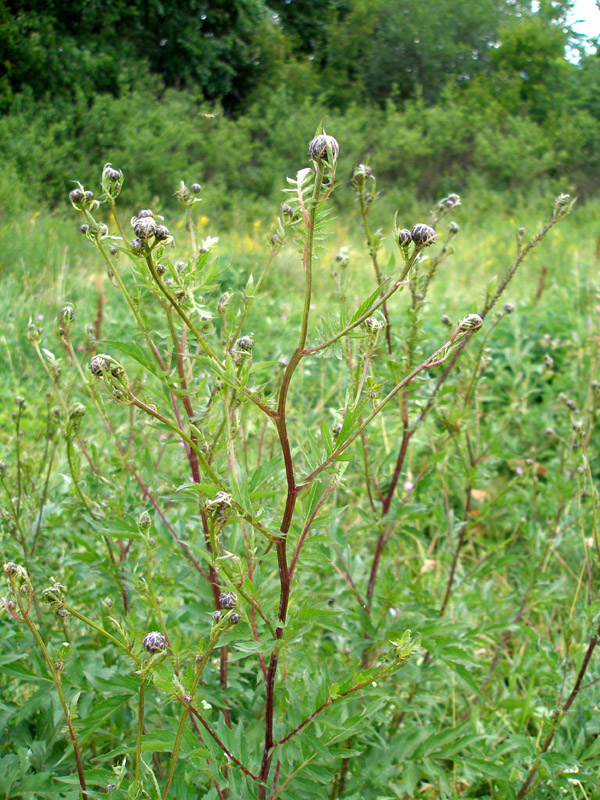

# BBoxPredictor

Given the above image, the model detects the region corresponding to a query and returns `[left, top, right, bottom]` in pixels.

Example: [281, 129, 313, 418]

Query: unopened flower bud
[308, 133, 339, 163]
[230, 612, 240, 625]
[138, 209, 154, 219]
[441, 315, 451, 325]
[130, 238, 144, 255]
[332, 423, 342, 437]
[219, 591, 237, 610]
[448, 221, 460, 234]
[80, 224, 90, 234]
[207, 492, 233, 515]
[411, 224, 437, 248]
[396, 229, 412, 248]
[155, 225, 170, 241]
[504, 302, 515, 314]
[143, 631, 167, 653]
[84, 190, 94, 203]
[212, 610, 224, 623]
[236, 335, 254, 353]
[69, 188, 85, 208]
[138, 512, 151, 532]
[281, 203, 293, 217]
[545, 427, 554, 436]
[364, 316, 385, 334]
[191, 183, 202, 194]
[89, 355, 109, 376]
[458, 314, 483, 332]
[133, 216, 157, 240]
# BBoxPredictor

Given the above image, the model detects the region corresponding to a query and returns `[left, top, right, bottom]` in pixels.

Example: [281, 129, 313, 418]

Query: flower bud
[396, 229, 412, 248]
[212, 610, 224, 623]
[364, 316, 385, 334]
[69, 188, 85, 208]
[281, 203, 294, 217]
[411, 224, 437, 248]
[219, 591, 237, 610]
[89, 355, 109, 377]
[308, 133, 339, 163]
[545, 427, 554, 436]
[458, 314, 483, 333]
[448, 221, 460, 234]
[504, 302, 515, 314]
[230, 612, 240, 625]
[143, 631, 167, 653]
[207, 491, 233, 516]
[191, 183, 202, 194]
[441, 315, 451, 326]
[80, 224, 90, 235]
[27, 320, 43, 344]
[236, 335, 254, 353]
[130, 238, 144, 255]
[138, 512, 151, 532]
[155, 225, 170, 241]
[0, 461, 6, 476]
[138, 209, 154, 219]
[133, 216, 157, 240]
[544, 354, 554, 369]
[84, 191, 94, 203]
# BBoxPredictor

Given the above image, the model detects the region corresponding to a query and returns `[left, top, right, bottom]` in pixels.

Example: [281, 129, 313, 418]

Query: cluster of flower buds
[3, 561, 29, 592]
[64, 403, 85, 442]
[437, 193, 461, 211]
[212, 591, 241, 627]
[27, 318, 43, 345]
[42, 577, 68, 617]
[69, 185, 97, 211]
[394, 223, 437, 260]
[143, 631, 167, 653]
[101, 163, 123, 200]
[57, 304, 75, 340]
[176, 180, 202, 207]
[308, 133, 339, 165]
[89, 354, 130, 403]
[457, 314, 484, 333]
[351, 163, 376, 208]
[235, 335, 254, 365]
[130, 209, 172, 254]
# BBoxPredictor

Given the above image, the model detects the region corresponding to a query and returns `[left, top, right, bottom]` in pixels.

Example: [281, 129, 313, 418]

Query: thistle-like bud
[444, 193, 461, 208]
[69, 188, 85, 209]
[133, 216, 157, 240]
[396, 229, 412, 251]
[27, 320, 43, 345]
[207, 492, 233, 516]
[212, 610, 224, 624]
[281, 203, 294, 217]
[441, 315, 451, 326]
[364, 316, 385, 335]
[85, 191, 94, 204]
[101, 164, 123, 199]
[3, 562, 29, 588]
[89, 355, 109, 377]
[130, 238, 144, 255]
[15, 396, 25, 408]
[80, 224, 90, 235]
[219, 591, 237, 610]
[230, 612, 240, 625]
[236, 335, 254, 353]
[143, 631, 167, 653]
[332, 423, 342, 437]
[448, 221, 460, 234]
[458, 314, 483, 333]
[138, 209, 154, 219]
[218, 292, 231, 314]
[545, 427, 555, 436]
[308, 133, 339, 164]
[504, 302, 515, 314]
[155, 225, 170, 242]
[411, 224, 437, 248]
[137, 512, 151, 533]
[191, 183, 202, 194]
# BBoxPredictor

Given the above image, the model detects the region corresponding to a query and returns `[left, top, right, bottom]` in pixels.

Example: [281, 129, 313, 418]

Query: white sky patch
[567, 0, 600, 38]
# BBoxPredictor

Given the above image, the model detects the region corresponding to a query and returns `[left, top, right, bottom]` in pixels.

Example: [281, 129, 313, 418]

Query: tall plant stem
[257, 160, 326, 800]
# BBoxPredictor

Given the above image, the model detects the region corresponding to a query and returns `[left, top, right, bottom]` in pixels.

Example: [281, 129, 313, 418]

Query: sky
[567, 0, 600, 38]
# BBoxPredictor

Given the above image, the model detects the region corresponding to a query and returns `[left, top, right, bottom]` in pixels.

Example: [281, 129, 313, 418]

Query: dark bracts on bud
[143, 631, 167, 653]
[219, 591, 237, 610]
[411, 224, 437, 248]
[308, 133, 339, 163]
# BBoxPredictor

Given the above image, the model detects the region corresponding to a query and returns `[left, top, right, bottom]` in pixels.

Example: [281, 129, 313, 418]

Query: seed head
[411, 224, 437, 248]
[308, 133, 339, 163]
[219, 591, 237, 610]
[143, 631, 167, 653]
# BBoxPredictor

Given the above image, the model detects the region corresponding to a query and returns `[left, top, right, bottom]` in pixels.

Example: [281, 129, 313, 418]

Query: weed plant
[2, 131, 599, 800]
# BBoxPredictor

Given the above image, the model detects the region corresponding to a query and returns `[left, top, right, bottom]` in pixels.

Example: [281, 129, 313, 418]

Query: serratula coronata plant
[1, 131, 579, 800]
